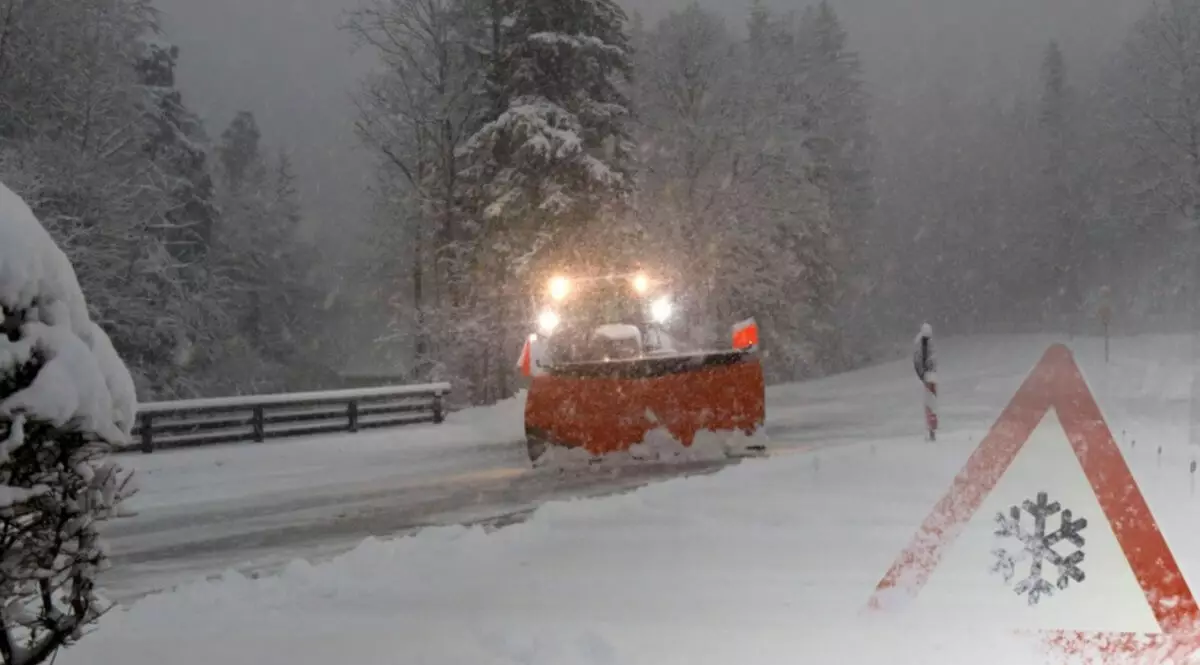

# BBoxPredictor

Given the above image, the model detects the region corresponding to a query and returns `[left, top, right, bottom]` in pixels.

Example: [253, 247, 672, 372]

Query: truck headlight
[538, 310, 561, 335]
[650, 297, 673, 324]
[632, 273, 650, 294]
[549, 276, 571, 301]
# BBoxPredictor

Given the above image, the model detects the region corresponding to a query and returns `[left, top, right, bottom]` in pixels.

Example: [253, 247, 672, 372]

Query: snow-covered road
[97, 334, 1067, 603]
[97, 376, 836, 601]
[68, 332, 1200, 665]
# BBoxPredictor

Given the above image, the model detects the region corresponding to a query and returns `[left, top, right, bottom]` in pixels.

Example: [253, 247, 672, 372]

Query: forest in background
[347, 0, 872, 404]
[348, 0, 1200, 404]
[0, 0, 349, 399]
[2, 0, 1198, 402]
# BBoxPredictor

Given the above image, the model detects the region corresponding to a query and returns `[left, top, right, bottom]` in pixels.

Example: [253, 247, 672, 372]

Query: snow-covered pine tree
[213, 111, 274, 348]
[746, 0, 772, 59]
[0, 182, 137, 665]
[1038, 41, 1086, 331]
[794, 2, 874, 366]
[219, 112, 265, 194]
[632, 3, 740, 340]
[737, 5, 842, 379]
[462, 0, 636, 272]
[0, 0, 236, 399]
[207, 113, 325, 393]
[458, 0, 635, 399]
[260, 153, 336, 389]
[128, 38, 250, 397]
[629, 2, 845, 379]
[1094, 0, 1200, 328]
[346, 0, 488, 397]
[796, 2, 873, 230]
[136, 40, 219, 259]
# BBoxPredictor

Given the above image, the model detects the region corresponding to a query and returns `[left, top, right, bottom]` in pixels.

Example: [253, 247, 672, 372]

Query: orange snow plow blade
[523, 351, 766, 463]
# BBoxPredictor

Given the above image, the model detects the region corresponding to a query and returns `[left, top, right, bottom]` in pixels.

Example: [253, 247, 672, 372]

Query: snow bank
[66, 443, 1060, 665]
[0, 184, 89, 329]
[67, 334, 1200, 665]
[450, 388, 526, 433]
[0, 182, 136, 443]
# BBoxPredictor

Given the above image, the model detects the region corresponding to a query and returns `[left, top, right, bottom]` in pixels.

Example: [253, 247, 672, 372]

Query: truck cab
[533, 272, 676, 365]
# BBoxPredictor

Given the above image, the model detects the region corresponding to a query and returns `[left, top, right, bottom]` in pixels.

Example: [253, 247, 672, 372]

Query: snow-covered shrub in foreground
[0, 182, 137, 665]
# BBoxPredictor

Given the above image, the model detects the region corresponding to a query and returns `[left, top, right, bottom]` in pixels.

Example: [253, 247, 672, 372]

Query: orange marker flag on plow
[517, 336, 533, 378]
[733, 318, 759, 351]
[867, 344, 1199, 661]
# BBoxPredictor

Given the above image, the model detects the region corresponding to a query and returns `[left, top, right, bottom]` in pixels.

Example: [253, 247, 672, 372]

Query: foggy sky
[151, 0, 1145, 246]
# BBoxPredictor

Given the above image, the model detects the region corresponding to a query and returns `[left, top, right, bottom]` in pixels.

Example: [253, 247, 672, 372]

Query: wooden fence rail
[128, 383, 452, 453]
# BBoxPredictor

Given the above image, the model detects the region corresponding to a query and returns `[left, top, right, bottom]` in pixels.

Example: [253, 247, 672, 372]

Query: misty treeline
[0, 0, 343, 398]
[871, 1, 1200, 337]
[4, 0, 1196, 405]
[346, 0, 872, 402]
[351, 0, 1200, 404]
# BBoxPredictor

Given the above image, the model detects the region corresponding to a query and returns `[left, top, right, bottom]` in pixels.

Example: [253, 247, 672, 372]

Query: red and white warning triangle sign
[868, 344, 1199, 659]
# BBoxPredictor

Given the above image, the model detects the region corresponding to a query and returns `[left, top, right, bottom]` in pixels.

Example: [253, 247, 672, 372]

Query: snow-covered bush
[0, 182, 137, 665]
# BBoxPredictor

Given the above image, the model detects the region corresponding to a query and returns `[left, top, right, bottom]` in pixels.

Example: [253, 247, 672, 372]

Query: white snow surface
[67, 334, 1200, 664]
[643, 326, 677, 353]
[0, 183, 88, 326]
[0, 484, 45, 508]
[591, 323, 641, 343]
[0, 182, 136, 443]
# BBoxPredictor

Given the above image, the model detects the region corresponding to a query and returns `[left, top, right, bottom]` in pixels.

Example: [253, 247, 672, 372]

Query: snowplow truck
[516, 270, 766, 465]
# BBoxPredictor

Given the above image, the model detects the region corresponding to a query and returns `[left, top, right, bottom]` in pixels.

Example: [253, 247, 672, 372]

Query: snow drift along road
[69, 333, 1200, 665]
[96, 334, 1075, 603]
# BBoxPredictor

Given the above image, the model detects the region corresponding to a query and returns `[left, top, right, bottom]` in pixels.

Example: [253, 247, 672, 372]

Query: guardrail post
[433, 392, 445, 424]
[140, 413, 154, 454]
[252, 406, 265, 442]
[348, 400, 358, 432]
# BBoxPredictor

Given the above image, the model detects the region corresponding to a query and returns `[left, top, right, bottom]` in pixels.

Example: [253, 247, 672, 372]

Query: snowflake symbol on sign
[991, 492, 1088, 605]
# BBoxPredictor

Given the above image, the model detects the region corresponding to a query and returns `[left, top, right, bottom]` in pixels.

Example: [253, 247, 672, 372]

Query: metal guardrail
[128, 383, 452, 453]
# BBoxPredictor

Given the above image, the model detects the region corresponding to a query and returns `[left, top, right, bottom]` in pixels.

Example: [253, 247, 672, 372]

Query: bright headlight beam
[549, 276, 571, 301]
[632, 273, 650, 294]
[538, 310, 561, 335]
[650, 297, 673, 324]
